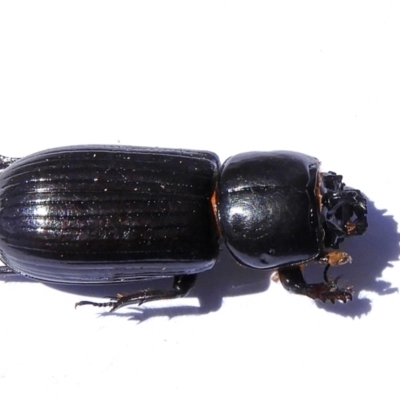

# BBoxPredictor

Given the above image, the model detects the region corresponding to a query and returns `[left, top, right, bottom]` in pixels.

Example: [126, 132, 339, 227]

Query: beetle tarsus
[76, 274, 197, 312]
[310, 281, 353, 303]
[75, 300, 117, 309]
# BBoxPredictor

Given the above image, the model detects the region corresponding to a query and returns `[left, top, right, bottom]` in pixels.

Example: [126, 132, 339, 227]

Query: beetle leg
[323, 264, 330, 283]
[270, 271, 280, 282]
[0, 256, 16, 274]
[0, 265, 16, 274]
[0, 155, 19, 173]
[278, 265, 353, 303]
[75, 274, 197, 312]
[317, 250, 352, 266]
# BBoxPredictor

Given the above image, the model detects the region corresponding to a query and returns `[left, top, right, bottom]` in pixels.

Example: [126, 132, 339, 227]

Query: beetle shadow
[0, 244, 270, 320]
[1, 198, 397, 320]
[61, 198, 400, 320]
[42, 246, 271, 321]
[304, 198, 399, 317]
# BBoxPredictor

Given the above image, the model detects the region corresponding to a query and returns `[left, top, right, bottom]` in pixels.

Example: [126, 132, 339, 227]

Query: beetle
[0, 145, 367, 311]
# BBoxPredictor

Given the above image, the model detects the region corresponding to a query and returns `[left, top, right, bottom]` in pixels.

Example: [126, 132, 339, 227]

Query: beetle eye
[320, 172, 368, 248]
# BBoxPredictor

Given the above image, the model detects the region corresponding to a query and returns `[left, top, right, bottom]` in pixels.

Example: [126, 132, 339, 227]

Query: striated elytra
[0, 146, 367, 311]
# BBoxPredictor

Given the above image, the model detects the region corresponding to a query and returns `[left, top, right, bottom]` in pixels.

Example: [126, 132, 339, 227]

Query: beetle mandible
[0, 145, 367, 311]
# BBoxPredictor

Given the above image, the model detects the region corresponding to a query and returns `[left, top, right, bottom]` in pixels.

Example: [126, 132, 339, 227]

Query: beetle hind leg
[0, 155, 19, 173]
[0, 255, 16, 274]
[75, 274, 197, 312]
[278, 265, 353, 303]
[0, 265, 17, 274]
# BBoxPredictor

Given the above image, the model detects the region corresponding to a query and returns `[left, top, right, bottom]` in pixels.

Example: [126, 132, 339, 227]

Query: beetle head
[320, 172, 368, 248]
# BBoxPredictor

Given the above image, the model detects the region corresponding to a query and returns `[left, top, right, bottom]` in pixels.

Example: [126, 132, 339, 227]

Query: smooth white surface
[0, 1, 399, 399]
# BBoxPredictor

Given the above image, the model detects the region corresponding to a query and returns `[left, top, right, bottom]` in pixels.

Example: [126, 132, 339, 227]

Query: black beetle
[0, 145, 367, 311]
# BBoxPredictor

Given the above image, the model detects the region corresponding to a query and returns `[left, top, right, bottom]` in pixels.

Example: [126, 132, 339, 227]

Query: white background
[0, 1, 399, 399]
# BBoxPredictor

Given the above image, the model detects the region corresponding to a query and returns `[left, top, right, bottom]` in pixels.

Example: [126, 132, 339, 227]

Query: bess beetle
[0, 146, 367, 311]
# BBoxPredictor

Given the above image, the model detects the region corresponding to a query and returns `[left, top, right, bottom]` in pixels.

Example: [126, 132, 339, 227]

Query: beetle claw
[308, 279, 353, 304]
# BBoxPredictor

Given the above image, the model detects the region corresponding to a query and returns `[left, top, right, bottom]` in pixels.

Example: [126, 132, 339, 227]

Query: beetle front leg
[76, 274, 197, 312]
[316, 250, 352, 267]
[278, 265, 353, 303]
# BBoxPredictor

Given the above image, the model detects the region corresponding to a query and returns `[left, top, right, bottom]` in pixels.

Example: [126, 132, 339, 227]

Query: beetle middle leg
[75, 274, 197, 312]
